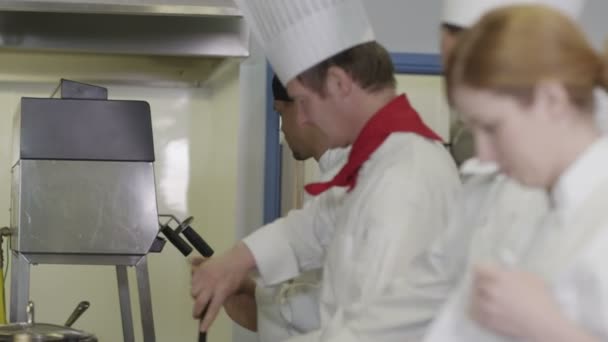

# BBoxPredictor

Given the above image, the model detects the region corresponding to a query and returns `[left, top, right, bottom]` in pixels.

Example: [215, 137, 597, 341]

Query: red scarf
[305, 95, 443, 196]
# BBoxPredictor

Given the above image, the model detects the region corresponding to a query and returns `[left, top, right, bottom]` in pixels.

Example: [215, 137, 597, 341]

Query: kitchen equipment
[9, 80, 215, 342]
[0, 227, 10, 325]
[171, 216, 214, 342]
[158, 215, 214, 258]
[158, 216, 214, 342]
[0, 301, 96, 341]
[178, 215, 214, 342]
[63, 302, 90, 328]
[9, 80, 159, 342]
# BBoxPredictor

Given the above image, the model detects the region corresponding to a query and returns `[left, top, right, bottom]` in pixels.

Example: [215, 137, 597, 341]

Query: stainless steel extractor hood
[0, 0, 249, 58]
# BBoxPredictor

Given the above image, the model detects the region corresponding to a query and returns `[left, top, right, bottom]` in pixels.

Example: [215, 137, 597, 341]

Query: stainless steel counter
[0, 0, 241, 17]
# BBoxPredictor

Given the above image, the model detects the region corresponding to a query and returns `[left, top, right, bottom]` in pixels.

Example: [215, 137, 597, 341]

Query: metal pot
[0, 301, 97, 341]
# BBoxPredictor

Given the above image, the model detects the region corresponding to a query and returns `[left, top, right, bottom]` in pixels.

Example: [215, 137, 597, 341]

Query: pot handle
[26, 301, 34, 324]
[65, 301, 90, 327]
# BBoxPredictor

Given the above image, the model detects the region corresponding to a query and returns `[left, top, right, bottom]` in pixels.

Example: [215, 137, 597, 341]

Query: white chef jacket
[244, 133, 461, 341]
[407, 90, 608, 341]
[256, 148, 349, 342]
[423, 137, 608, 341]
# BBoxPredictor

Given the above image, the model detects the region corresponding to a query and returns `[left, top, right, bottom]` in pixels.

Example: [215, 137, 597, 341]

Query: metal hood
[0, 0, 249, 58]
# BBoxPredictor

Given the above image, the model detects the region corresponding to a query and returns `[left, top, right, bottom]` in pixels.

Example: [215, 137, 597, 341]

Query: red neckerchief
[305, 94, 443, 196]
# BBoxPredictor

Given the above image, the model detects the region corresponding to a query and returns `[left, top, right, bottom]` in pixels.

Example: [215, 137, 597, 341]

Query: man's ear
[325, 66, 353, 98]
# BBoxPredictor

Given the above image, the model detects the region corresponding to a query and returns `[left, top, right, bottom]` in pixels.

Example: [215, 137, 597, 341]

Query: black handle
[198, 305, 209, 342]
[182, 227, 215, 258]
[161, 225, 193, 256]
[171, 215, 212, 342]
[149, 236, 167, 253]
[64, 301, 90, 327]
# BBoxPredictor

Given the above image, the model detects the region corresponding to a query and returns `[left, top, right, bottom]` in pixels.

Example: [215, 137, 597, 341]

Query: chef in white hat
[190, 0, 462, 340]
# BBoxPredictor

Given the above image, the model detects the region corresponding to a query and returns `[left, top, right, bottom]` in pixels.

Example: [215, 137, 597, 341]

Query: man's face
[286, 78, 350, 148]
[274, 100, 317, 160]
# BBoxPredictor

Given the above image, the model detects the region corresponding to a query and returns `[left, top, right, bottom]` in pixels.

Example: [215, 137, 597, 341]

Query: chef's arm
[192, 193, 336, 332]
[218, 197, 332, 331]
[243, 193, 335, 286]
[223, 278, 258, 332]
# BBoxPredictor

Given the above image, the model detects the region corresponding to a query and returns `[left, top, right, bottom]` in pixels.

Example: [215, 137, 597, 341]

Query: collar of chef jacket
[459, 158, 499, 177]
[551, 136, 608, 225]
[305, 94, 443, 196]
[318, 147, 350, 180]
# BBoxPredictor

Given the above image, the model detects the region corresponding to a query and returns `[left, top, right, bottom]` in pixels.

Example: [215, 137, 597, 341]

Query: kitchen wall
[396, 74, 450, 141]
[0, 51, 241, 341]
[365, 0, 608, 54]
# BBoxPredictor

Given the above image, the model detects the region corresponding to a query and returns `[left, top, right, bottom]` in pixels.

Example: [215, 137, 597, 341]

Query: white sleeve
[243, 191, 339, 286]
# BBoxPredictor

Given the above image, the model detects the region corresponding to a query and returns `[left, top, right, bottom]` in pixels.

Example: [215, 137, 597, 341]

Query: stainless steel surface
[13, 160, 159, 255]
[64, 301, 90, 327]
[26, 302, 34, 325]
[11, 105, 22, 168]
[0, 300, 97, 341]
[136, 257, 155, 342]
[116, 266, 135, 342]
[24, 254, 144, 266]
[10, 252, 30, 323]
[10, 160, 21, 235]
[0, 2, 249, 59]
[0, 322, 97, 341]
[0, 0, 241, 17]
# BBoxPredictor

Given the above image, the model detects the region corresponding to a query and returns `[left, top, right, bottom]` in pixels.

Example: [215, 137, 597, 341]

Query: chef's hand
[190, 256, 206, 274]
[191, 242, 257, 332]
[190, 255, 258, 331]
[190, 256, 256, 296]
[470, 264, 566, 340]
[471, 265, 602, 342]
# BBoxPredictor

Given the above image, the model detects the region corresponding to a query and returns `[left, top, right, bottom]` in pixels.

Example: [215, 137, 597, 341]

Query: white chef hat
[234, 0, 376, 84]
[442, 0, 586, 28]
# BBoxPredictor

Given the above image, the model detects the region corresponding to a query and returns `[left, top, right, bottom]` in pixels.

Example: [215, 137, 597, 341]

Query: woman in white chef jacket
[423, 4, 608, 341]
[382, 1, 582, 340]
